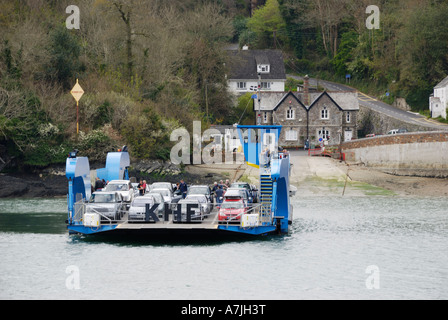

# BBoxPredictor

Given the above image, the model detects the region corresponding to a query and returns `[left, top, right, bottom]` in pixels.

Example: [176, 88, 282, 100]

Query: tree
[397, 2, 448, 109]
[45, 25, 83, 89]
[247, 0, 286, 48]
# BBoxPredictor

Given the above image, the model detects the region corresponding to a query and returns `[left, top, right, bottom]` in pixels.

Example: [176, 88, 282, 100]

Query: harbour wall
[341, 131, 448, 177]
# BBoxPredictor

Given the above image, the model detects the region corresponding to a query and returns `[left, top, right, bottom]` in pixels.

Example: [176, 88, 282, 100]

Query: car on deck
[104, 180, 134, 202]
[218, 200, 247, 222]
[86, 191, 125, 221]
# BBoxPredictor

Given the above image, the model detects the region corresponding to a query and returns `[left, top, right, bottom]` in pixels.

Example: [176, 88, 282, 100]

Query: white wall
[344, 141, 448, 177]
[228, 80, 285, 94]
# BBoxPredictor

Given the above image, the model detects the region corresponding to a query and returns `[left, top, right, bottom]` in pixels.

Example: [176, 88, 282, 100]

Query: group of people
[174, 179, 188, 199]
[94, 178, 107, 191]
[211, 180, 230, 207]
[137, 179, 148, 196]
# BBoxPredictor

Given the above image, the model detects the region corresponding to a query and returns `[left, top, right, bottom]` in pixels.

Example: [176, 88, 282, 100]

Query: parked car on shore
[387, 129, 399, 135]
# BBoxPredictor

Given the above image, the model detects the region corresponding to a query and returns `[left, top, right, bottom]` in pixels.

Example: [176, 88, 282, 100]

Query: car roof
[93, 191, 116, 195]
[225, 189, 244, 195]
[108, 180, 130, 183]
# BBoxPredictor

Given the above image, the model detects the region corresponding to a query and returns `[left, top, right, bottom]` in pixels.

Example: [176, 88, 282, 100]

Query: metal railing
[69, 200, 275, 228]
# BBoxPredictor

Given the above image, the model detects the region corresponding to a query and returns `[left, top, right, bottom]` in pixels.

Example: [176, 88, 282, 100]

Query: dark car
[230, 182, 258, 203]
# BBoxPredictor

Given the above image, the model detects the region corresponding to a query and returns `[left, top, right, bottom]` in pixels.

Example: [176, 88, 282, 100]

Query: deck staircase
[259, 172, 273, 225]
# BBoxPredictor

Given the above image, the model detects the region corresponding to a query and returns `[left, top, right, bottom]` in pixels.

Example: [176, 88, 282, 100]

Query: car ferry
[66, 125, 293, 238]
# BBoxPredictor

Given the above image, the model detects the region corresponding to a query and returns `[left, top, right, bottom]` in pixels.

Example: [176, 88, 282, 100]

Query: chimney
[304, 75, 310, 106]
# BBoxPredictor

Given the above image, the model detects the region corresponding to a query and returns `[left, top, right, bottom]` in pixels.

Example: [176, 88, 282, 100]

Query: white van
[387, 129, 399, 135]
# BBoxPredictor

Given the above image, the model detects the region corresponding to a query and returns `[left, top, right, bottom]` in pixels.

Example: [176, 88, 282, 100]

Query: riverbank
[1, 150, 447, 198]
[242, 150, 448, 197]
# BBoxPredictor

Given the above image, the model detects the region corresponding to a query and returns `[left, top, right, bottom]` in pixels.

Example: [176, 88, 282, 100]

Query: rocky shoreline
[0, 159, 231, 199]
[1, 152, 448, 198]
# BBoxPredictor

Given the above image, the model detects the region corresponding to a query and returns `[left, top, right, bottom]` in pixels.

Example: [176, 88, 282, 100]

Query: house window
[263, 112, 268, 124]
[285, 130, 298, 141]
[321, 106, 329, 119]
[318, 129, 330, 140]
[258, 65, 270, 73]
[237, 82, 246, 90]
[261, 82, 271, 90]
[286, 108, 295, 120]
[346, 112, 351, 123]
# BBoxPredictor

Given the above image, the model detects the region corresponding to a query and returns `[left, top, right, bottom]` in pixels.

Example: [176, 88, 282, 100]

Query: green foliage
[285, 77, 302, 92]
[120, 110, 172, 160]
[332, 31, 358, 77]
[247, 0, 286, 47]
[45, 25, 84, 89]
[223, 93, 256, 125]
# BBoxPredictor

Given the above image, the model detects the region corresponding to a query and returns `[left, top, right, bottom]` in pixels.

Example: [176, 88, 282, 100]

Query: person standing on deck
[179, 179, 188, 199]
[215, 185, 224, 208]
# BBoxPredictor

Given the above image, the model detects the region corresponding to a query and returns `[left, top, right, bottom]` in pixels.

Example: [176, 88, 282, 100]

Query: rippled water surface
[0, 196, 447, 300]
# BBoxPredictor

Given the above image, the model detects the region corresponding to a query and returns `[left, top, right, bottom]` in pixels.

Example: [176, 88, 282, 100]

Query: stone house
[254, 83, 359, 148]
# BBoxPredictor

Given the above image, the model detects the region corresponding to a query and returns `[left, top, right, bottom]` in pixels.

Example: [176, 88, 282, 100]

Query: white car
[152, 188, 173, 204]
[175, 198, 204, 222]
[129, 195, 164, 221]
[150, 182, 173, 193]
[104, 180, 134, 202]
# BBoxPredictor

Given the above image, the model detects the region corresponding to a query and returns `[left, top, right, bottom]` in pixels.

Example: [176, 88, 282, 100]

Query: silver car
[86, 191, 125, 221]
[128, 195, 164, 221]
[174, 198, 203, 222]
[184, 194, 212, 215]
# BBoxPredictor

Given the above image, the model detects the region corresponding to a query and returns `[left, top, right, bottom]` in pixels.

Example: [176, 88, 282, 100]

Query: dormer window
[258, 64, 270, 74]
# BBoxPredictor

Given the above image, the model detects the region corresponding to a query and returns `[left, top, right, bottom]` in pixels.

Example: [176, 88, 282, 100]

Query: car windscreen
[105, 184, 127, 192]
[132, 197, 154, 207]
[188, 187, 209, 194]
[186, 195, 206, 203]
[90, 194, 116, 203]
[153, 189, 169, 197]
[146, 194, 163, 203]
[221, 202, 244, 209]
[230, 183, 249, 189]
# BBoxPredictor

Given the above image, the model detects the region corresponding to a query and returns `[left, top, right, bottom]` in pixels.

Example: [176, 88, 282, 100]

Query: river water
[0, 195, 447, 300]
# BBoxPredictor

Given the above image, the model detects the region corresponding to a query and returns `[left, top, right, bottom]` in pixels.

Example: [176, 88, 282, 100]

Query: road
[288, 75, 448, 131]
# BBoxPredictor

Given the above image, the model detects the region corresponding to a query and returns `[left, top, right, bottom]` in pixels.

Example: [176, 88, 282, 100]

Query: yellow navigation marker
[70, 79, 84, 134]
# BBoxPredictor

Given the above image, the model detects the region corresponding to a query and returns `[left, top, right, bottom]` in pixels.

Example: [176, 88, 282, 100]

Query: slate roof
[226, 49, 286, 80]
[256, 91, 359, 111]
[435, 75, 448, 89]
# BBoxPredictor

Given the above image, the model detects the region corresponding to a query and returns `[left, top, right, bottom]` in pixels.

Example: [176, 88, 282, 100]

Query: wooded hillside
[1, 0, 447, 169]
